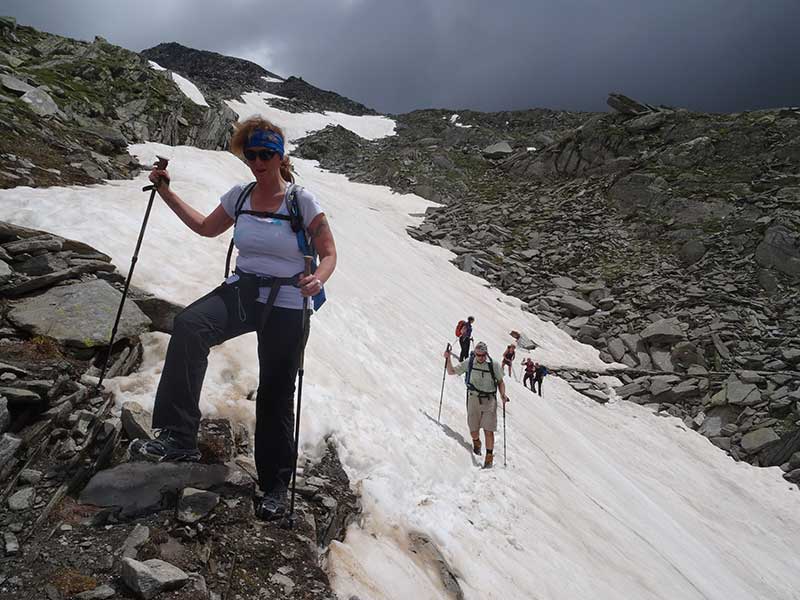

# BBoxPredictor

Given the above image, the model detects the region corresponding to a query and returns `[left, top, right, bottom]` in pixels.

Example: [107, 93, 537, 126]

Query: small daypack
[224, 182, 326, 310]
[455, 319, 467, 338]
[465, 352, 498, 394]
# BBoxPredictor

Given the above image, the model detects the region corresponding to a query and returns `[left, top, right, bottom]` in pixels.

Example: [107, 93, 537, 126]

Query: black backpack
[465, 352, 498, 393]
[224, 182, 326, 309]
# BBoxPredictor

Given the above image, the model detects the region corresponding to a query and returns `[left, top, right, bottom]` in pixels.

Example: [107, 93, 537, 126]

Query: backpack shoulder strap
[224, 182, 257, 278]
[465, 353, 475, 389]
[287, 184, 327, 310]
[487, 356, 498, 392]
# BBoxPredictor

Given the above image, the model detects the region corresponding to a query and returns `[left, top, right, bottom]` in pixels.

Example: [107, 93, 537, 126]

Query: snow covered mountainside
[3, 68, 800, 599]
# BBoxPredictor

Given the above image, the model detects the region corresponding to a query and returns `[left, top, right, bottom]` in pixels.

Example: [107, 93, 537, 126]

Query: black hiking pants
[523, 373, 534, 391]
[459, 337, 471, 361]
[534, 376, 543, 396]
[152, 280, 308, 493]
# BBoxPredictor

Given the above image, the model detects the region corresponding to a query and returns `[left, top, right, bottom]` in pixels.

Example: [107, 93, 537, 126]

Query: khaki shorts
[467, 390, 497, 432]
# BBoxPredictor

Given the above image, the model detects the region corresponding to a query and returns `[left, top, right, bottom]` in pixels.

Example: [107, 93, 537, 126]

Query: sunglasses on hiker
[475, 352, 487, 358]
[244, 149, 277, 161]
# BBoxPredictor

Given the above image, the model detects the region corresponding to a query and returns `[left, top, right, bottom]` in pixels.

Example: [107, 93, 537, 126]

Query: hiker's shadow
[420, 410, 480, 467]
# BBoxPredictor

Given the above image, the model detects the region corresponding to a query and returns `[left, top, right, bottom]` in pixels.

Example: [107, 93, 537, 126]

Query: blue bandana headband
[246, 129, 285, 157]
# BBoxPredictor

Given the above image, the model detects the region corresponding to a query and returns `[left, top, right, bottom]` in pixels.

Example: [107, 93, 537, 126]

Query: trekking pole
[288, 255, 314, 527]
[437, 343, 451, 423]
[98, 156, 169, 389]
[503, 397, 507, 467]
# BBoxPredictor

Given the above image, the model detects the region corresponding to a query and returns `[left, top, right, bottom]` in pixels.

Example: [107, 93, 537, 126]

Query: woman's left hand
[299, 274, 323, 297]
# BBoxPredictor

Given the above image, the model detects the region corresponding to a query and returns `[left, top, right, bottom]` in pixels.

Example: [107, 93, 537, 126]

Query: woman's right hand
[149, 167, 170, 188]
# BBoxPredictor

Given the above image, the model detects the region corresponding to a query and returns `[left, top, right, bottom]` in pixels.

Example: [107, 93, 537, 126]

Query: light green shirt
[453, 357, 503, 393]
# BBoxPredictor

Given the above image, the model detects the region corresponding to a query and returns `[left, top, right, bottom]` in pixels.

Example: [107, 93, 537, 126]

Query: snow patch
[170, 72, 209, 107]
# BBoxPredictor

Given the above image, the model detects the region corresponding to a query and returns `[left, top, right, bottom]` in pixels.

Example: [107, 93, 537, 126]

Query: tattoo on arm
[309, 215, 330, 240]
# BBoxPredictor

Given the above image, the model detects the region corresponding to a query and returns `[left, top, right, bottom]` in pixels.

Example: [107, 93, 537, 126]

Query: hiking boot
[483, 451, 494, 469]
[128, 430, 200, 463]
[255, 487, 289, 521]
[472, 438, 482, 455]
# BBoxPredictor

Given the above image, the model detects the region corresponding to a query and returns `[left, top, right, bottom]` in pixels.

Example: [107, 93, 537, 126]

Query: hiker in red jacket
[456, 316, 474, 361]
[522, 358, 535, 391]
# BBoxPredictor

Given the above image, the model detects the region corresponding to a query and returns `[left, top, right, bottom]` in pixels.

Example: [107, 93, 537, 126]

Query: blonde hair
[230, 116, 294, 183]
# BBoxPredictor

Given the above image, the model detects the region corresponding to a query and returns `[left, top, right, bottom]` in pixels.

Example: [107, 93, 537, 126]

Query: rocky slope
[0, 220, 357, 599]
[142, 42, 377, 116]
[0, 18, 237, 188]
[295, 94, 800, 479]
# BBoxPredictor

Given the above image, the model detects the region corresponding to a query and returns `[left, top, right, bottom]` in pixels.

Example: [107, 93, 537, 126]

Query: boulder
[556, 296, 596, 316]
[0, 260, 11, 285]
[0, 74, 34, 95]
[0, 397, 8, 433]
[131, 296, 185, 334]
[121, 557, 188, 600]
[176, 487, 219, 524]
[80, 461, 254, 518]
[649, 346, 674, 372]
[726, 381, 762, 406]
[0, 433, 21, 471]
[740, 428, 779, 454]
[670, 341, 705, 369]
[8, 279, 151, 348]
[21, 87, 59, 117]
[678, 239, 706, 265]
[121, 401, 152, 441]
[482, 141, 513, 159]
[640, 318, 685, 345]
[607, 93, 650, 115]
[755, 225, 800, 278]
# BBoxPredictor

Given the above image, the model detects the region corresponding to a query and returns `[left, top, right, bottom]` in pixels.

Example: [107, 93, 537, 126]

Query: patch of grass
[50, 569, 97, 596]
[30, 335, 63, 357]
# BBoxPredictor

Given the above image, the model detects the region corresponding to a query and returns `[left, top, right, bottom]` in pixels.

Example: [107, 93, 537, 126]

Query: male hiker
[534, 362, 549, 397]
[522, 358, 535, 391]
[456, 316, 475, 361]
[444, 341, 508, 468]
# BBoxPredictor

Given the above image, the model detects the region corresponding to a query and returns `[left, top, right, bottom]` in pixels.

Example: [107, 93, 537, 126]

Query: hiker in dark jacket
[444, 341, 508, 468]
[458, 316, 475, 361]
[534, 362, 548, 397]
[522, 358, 535, 391]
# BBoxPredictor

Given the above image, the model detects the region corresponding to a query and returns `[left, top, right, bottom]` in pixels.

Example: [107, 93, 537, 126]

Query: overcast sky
[4, 0, 799, 114]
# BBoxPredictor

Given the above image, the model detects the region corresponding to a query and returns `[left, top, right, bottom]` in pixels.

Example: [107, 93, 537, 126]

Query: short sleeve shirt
[453, 357, 504, 393]
[220, 183, 323, 309]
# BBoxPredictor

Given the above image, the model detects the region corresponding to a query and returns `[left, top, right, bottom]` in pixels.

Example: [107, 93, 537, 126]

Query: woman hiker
[128, 117, 337, 521]
[502, 343, 516, 377]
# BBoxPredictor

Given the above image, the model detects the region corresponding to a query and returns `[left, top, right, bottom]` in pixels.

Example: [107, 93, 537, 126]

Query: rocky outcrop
[0, 22, 236, 188]
[142, 42, 376, 116]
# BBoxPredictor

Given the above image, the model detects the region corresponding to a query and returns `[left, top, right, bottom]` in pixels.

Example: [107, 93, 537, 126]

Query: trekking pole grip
[142, 155, 169, 192]
[303, 255, 313, 277]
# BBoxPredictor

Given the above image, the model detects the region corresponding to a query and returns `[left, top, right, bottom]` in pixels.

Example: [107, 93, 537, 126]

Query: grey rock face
[755, 225, 800, 277]
[121, 401, 153, 441]
[740, 428, 779, 454]
[176, 487, 219, 524]
[80, 461, 254, 517]
[640, 318, 685, 345]
[482, 141, 513, 159]
[8, 279, 151, 347]
[130, 295, 185, 334]
[121, 557, 188, 600]
[8, 486, 35, 511]
[0, 433, 21, 471]
[678, 239, 706, 265]
[0, 259, 11, 284]
[0, 397, 9, 433]
[21, 87, 59, 117]
[0, 74, 34, 95]
[73, 585, 116, 600]
[726, 381, 762, 406]
[556, 296, 597, 316]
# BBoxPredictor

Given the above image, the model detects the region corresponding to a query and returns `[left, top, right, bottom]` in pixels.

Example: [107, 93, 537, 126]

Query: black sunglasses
[244, 149, 277, 161]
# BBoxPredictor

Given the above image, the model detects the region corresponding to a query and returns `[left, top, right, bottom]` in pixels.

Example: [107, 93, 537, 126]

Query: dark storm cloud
[4, 0, 799, 114]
